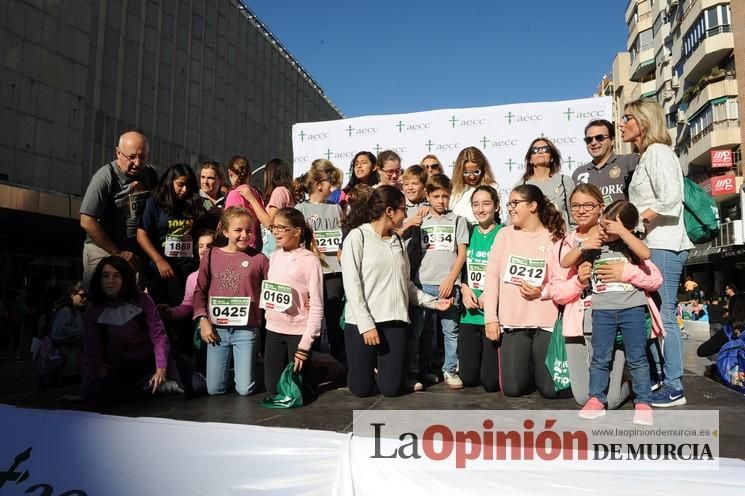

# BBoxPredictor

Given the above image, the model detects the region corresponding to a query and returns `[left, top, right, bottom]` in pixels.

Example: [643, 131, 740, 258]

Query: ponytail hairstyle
[511, 184, 565, 241]
[368, 185, 406, 223]
[275, 207, 328, 268]
[343, 183, 375, 232]
[602, 200, 642, 265]
[311, 158, 343, 189]
[291, 167, 331, 203]
[227, 155, 251, 187]
[470, 185, 501, 225]
[727, 293, 745, 336]
[262, 158, 293, 203]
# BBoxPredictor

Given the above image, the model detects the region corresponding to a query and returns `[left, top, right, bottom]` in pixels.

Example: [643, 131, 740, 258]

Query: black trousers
[458, 323, 501, 392]
[264, 330, 302, 396]
[345, 321, 408, 397]
[323, 274, 346, 363]
[500, 327, 559, 398]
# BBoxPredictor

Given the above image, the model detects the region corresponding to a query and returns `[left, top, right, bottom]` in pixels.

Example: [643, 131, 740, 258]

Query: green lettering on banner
[509, 255, 545, 268]
[564, 107, 574, 122]
[506, 158, 516, 172]
[346, 125, 354, 137]
[449, 116, 458, 128]
[325, 149, 333, 160]
[565, 156, 575, 170]
[425, 140, 435, 152]
[504, 112, 514, 124]
[480, 136, 489, 149]
[298, 130, 306, 142]
[396, 120, 405, 133]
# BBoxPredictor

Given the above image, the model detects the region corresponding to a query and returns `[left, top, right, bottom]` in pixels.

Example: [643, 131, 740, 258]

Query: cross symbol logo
[0, 448, 32, 489]
[480, 136, 489, 149]
[374, 144, 382, 155]
[505, 112, 515, 124]
[396, 121, 405, 133]
[565, 156, 575, 170]
[298, 130, 306, 142]
[505, 158, 516, 173]
[449, 116, 458, 128]
[325, 149, 333, 160]
[425, 140, 435, 152]
[564, 107, 574, 122]
[346, 125, 354, 137]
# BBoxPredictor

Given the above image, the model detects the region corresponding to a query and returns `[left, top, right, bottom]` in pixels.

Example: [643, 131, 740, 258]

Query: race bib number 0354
[422, 225, 455, 251]
[504, 255, 546, 287]
[209, 297, 250, 326]
[315, 229, 342, 253]
[259, 281, 293, 312]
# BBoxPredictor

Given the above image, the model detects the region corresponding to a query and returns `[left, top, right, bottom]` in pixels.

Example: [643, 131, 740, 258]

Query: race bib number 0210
[315, 229, 342, 253]
[504, 255, 546, 287]
[422, 225, 455, 251]
[209, 297, 250, 326]
[165, 235, 193, 258]
[467, 262, 487, 290]
[259, 280, 293, 312]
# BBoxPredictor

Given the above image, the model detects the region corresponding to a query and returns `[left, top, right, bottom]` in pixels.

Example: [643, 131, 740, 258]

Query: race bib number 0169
[422, 225, 455, 251]
[165, 235, 193, 258]
[315, 229, 342, 253]
[504, 255, 546, 287]
[209, 297, 250, 326]
[467, 262, 487, 290]
[259, 281, 293, 312]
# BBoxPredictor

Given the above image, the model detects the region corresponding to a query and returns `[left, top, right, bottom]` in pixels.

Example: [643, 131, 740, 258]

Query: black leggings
[345, 321, 408, 397]
[264, 330, 302, 396]
[458, 323, 500, 392]
[323, 274, 345, 363]
[500, 328, 559, 398]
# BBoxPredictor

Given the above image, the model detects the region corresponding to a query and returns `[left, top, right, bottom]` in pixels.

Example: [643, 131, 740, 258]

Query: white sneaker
[443, 371, 463, 389]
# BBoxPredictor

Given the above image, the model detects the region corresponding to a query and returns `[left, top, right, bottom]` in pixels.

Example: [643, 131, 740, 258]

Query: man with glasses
[79, 131, 158, 287]
[572, 119, 638, 205]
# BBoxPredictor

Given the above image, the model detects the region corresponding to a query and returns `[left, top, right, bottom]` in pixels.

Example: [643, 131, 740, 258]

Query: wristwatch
[577, 241, 584, 254]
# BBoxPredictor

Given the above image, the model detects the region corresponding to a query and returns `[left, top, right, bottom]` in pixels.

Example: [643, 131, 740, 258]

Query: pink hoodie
[547, 230, 665, 337]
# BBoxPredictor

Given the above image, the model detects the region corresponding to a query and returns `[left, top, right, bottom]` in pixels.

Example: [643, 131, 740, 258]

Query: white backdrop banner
[292, 96, 613, 199]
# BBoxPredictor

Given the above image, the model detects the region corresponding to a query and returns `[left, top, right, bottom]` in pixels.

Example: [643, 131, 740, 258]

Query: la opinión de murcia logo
[0, 447, 88, 495]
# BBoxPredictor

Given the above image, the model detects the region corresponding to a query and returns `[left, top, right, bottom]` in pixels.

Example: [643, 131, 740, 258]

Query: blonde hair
[219, 206, 253, 234]
[624, 99, 672, 153]
[452, 147, 496, 199]
[311, 158, 343, 188]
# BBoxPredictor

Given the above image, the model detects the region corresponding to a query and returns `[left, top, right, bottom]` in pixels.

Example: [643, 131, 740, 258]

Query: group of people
[43, 98, 718, 425]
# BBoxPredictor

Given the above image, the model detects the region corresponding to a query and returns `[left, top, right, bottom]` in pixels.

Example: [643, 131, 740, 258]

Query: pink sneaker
[633, 403, 654, 426]
[578, 397, 606, 420]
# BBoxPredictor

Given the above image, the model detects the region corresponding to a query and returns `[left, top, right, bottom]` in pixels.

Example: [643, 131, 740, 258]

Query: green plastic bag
[261, 362, 304, 409]
[545, 317, 571, 392]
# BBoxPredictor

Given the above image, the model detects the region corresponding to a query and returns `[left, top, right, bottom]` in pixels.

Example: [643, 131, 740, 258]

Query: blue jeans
[421, 284, 460, 374]
[206, 327, 259, 396]
[650, 249, 688, 390]
[590, 306, 651, 405]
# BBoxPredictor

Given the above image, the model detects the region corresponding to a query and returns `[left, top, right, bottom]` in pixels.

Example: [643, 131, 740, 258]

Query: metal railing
[688, 118, 740, 147]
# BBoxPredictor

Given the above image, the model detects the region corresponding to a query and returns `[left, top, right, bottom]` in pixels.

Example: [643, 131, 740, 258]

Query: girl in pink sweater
[262, 207, 325, 396]
[482, 184, 565, 398]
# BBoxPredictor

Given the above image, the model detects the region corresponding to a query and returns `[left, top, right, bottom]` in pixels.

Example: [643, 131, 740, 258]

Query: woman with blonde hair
[622, 98, 693, 408]
[450, 146, 499, 224]
[419, 154, 444, 176]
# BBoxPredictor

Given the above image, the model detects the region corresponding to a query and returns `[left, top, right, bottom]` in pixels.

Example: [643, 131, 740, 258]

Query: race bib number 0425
[209, 297, 250, 326]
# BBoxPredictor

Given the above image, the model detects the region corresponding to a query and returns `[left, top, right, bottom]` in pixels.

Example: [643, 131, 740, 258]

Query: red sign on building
[710, 175, 737, 196]
[711, 149, 733, 169]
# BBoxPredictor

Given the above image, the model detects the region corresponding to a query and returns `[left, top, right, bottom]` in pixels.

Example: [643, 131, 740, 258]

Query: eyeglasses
[622, 114, 635, 124]
[268, 224, 295, 233]
[317, 176, 331, 184]
[569, 202, 601, 212]
[117, 149, 147, 163]
[424, 163, 441, 170]
[583, 134, 610, 145]
[506, 199, 532, 209]
[530, 146, 551, 155]
[382, 168, 402, 178]
[463, 169, 482, 178]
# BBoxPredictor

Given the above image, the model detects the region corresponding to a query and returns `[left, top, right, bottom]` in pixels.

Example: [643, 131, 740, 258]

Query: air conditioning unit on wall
[677, 109, 686, 124]
[672, 74, 680, 88]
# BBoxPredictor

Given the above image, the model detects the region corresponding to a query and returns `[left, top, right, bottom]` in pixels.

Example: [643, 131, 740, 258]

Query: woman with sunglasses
[622, 99, 694, 408]
[450, 147, 499, 224]
[420, 154, 444, 176]
[517, 138, 576, 228]
[482, 184, 565, 398]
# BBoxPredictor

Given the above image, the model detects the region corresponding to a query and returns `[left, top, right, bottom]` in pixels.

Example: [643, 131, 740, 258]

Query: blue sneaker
[650, 385, 686, 407]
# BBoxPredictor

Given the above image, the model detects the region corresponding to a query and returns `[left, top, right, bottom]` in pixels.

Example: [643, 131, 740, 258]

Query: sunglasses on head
[583, 134, 610, 145]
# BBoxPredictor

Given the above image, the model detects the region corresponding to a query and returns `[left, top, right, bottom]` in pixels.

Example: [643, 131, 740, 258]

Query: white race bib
[467, 262, 487, 290]
[165, 235, 193, 258]
[422, 225, 455, 251]
[503, 255, 546, 287]
[592, 257, 633, 293]
[259, 281, 293, 312]
[315, 229, 342, 253]
[209, 297, 250, 326]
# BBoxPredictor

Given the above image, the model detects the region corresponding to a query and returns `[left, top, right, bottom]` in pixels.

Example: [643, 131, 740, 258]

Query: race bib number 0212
[259, 281, 293, 312]
[504, 255, 546, 287]
[315, 229, 342, 253]
[209, 297, 250, 326]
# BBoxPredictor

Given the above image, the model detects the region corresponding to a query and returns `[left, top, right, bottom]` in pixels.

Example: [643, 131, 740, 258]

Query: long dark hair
[54, 281, 85, 312]
[263, 158, 293, 203]
[342, 184, 375, 233]
[344, 151, 379, 191]
[88, 256, 138, 304]
[511, 184, 565, 241]
[522, 137, 562, 181]
[369, 185, 405, 223]
[603, 200, 642, 265]
[154, 163, 205, 218]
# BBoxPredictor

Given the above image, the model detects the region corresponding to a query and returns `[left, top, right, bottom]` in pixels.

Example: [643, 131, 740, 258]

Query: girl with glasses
[40, 282, 87, 389]
[294, 164, 346, 363]
[517, 137, 576, 228]
[376, 150, 404, 190]
[482, 184, 565, 398]
[450, 147, 499, 225]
